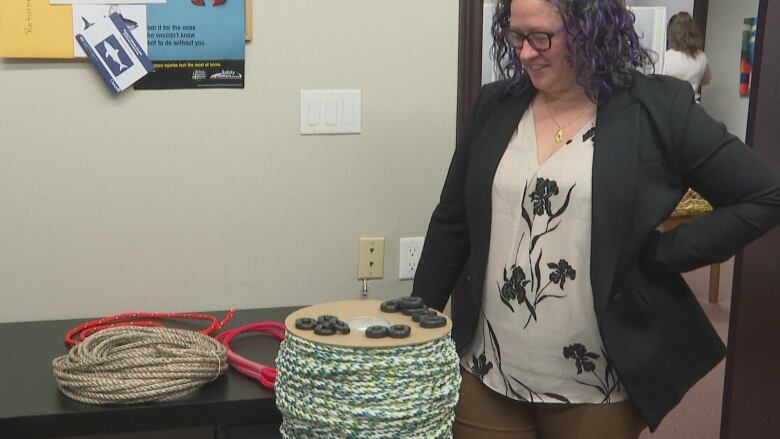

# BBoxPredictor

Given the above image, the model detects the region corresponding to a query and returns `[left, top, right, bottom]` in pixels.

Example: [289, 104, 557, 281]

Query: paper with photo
[76, 13, 153, 94]
[72, 5, 147, 58]
[0, 0, 73, 58]
[52, 1, 164, 4]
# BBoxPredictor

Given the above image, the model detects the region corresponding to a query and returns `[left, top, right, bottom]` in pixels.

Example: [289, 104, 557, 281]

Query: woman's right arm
[411, 84, 496, 311]
[642, 80, 780, 274]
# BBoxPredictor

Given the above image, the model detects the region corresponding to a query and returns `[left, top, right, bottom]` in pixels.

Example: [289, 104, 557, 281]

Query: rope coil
[64, 310, 236, 346]
[275, 332, 461, 438]
[53, 326, 228, 404]
[215, 321, 286, 389]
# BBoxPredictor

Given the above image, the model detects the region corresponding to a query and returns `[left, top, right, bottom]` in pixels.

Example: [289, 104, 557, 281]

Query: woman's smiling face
[509, 0, 577, 94]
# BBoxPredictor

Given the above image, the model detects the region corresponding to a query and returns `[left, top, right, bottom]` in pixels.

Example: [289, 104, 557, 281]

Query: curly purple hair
[491, 0, 654, 103]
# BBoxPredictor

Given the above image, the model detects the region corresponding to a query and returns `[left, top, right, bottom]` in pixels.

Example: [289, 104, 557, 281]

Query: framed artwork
[740, 17, 757, 97]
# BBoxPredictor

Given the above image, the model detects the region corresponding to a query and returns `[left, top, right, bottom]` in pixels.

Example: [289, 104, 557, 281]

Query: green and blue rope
[275, 333, 461, 438]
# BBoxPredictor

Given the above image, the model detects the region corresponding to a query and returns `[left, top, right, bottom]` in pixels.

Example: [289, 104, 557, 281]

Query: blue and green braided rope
[275, 333, 461, 438]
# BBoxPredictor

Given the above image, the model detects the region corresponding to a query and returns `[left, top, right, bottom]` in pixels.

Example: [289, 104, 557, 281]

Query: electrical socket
[358, 237, 384, 280]
[399, 237, 424, 280]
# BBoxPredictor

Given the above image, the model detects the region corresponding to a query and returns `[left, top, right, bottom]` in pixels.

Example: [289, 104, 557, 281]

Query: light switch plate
[300, 89, 361, 135]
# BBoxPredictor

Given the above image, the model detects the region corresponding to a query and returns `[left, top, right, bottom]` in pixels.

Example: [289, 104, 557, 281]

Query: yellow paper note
[0, 0, 74, 58]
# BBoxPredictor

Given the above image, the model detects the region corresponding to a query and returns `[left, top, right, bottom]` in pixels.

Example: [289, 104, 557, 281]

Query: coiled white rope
[275, 332, 461, 438]
[52, 326, 228, 404]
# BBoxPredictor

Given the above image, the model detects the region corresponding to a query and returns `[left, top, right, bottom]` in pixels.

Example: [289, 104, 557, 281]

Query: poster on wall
[740, 17, 757, 97]
[133, 0, 245, 90]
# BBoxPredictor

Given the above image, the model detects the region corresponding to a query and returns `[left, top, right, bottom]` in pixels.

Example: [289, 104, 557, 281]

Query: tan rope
[52, 326, 228, 404]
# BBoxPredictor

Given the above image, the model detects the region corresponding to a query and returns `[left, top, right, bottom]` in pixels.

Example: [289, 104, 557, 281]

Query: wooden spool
[284, 300, 452, 348]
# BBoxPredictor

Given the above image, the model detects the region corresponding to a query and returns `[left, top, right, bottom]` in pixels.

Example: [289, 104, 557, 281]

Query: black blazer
[412, 73, 780, 430]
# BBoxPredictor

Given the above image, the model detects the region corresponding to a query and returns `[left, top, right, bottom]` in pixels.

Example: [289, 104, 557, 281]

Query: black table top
[0, 307, 298, 439]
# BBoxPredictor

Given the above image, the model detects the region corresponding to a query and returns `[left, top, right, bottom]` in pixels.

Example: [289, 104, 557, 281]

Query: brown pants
[454, 369, 647, 439]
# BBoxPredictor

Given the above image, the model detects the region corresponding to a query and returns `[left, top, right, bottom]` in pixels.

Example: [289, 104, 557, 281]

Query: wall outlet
[358, 237, 384, 280]
[399, 237, 424, 280]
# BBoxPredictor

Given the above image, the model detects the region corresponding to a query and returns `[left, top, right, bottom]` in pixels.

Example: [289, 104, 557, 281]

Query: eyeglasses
[506, 29, 561, 51]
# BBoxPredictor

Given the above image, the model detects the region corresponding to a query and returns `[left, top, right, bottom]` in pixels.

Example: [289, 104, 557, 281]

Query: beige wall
[626, 0, 694, 17]
[700, 0, 760, 142]
[0, 1, 459, 322]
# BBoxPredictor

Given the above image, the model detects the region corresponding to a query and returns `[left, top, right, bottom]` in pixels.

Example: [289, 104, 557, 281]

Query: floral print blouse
[461, 106, 629, 405]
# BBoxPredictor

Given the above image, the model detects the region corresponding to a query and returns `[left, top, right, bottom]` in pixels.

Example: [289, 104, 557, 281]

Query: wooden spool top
[284, 300, 452, 348]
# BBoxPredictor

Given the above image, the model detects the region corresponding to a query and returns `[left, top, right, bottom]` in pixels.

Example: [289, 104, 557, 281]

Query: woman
[411, 0, 780, 438]
[664, 12, 712, 102]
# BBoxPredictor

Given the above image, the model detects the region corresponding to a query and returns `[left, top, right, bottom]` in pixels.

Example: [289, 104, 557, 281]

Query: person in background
[411, 0, 780, 438]
[664, 11, 711, 102]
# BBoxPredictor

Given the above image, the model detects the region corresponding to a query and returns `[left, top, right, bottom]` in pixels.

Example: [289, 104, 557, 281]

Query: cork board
[284, 300, 451, 348]
[245, 0, 252, 42]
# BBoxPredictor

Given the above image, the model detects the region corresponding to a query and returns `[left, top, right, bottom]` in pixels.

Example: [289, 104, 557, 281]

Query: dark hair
[667, 12, 703, 57]
[491, 0, 654, 103]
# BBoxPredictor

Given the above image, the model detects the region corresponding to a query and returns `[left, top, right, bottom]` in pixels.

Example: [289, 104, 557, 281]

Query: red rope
[214, 321, 286, 389]
[64, 310, 237, 347]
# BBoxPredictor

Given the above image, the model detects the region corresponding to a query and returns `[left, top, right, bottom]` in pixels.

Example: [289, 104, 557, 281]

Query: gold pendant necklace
[542, 95, 593, 144]
[555, 128, 564, 143]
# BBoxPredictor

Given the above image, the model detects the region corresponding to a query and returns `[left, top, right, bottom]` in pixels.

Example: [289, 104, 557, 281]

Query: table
[661, 214, 721, 304]
[0, 307, 297, 439]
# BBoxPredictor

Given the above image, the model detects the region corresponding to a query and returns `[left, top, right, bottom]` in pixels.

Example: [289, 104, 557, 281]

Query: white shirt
[461, 107, 629, 405]
[663, 49, 712, 101]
